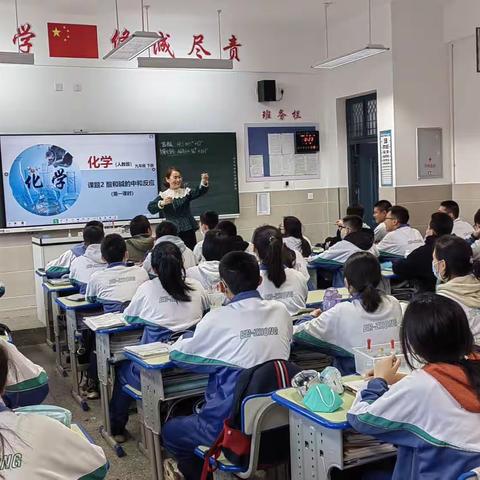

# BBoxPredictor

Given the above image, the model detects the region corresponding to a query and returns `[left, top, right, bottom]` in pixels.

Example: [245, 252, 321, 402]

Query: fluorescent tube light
[137, 57, 233, 70]
[312, 44, 389, 69]
[0, 52, 34, 65]
[103, 31, 160, 61]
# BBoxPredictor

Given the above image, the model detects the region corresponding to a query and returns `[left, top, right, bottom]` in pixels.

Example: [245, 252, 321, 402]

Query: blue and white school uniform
[2, 339, 49, 409]
[68, 244, 107, 294]
[377, 225, 424, 257]
[86, 262, 149, 312]
[162, 291, 292, 469]
[293, 295, 402, 374]
[186, 261, 220, 291]
[193, 239, 204, 264]
[453, 218, 474, 240]
[257, 267, 308, 315]
[45, 243, 86, 278]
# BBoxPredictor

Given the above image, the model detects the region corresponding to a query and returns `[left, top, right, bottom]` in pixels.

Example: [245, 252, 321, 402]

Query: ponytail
[460, 358, 480, 400]
[360, 284, 382, 313]
[151, 242, 193, 302]
[283, 216, 312, 257]
[253, 226, 286, 288]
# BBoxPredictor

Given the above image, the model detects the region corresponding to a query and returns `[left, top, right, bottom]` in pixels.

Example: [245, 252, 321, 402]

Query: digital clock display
[295, 131, 320, 154]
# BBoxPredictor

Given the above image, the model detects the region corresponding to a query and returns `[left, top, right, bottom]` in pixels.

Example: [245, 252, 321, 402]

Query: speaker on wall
[257, 80, 277, 102]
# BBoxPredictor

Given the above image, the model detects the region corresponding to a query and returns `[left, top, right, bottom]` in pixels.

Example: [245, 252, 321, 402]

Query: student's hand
[373, 355, 401, 385]
[201, 173, 209, 186]
[163, 196, 173, 206]
[310, 308, 322, 318]
[335, 219, 343, 227]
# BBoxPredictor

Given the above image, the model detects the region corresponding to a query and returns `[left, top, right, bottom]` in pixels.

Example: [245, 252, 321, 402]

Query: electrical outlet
[307, 192, 314, 200]
[54, 82, 63, 92]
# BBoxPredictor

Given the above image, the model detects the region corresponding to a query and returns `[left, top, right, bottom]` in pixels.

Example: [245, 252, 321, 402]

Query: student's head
[344, 252, 382, 313]
[373, 200, 392, 225]
[155, 221, 178, 239]
[433, 234, 480, 282]
[83, 226, 104, 247]
[340, 215, 363, 239]
[101, 234, 127, 264]
[401, 293, 480, 399]
[199, 211, 219, 234]
[164, 167, 183, 190]
[428, 212, 453, 237]
[129, 215, 151, 237]
[151, 242, 192, 302]
[384, 206, 409, 232]
[474, 209, 480, 229]
[252, 225, 286, 288]
[346, 204, 364, 219]
[219, 251, 261, 299]
[439, 200, 460, 220]
[202, 229, 237, 262]
[217, 220, 237, 237]
[85, 220, 104, 231]
[283, 216, 312, 257]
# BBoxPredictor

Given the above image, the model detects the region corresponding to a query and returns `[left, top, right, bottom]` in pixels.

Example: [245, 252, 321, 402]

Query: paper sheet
[282, 154, 295, 176]
[256, 192, 271, 216]
[248, 155, 264, 177]
[267, 134, 282, 155]
[305, 154, 319, 174]
[269, 155, 283, 176]
[281, 133, 295, 155]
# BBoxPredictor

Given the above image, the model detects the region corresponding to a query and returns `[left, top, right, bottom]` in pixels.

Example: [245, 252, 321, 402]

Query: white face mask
[432, 260, 444, 283]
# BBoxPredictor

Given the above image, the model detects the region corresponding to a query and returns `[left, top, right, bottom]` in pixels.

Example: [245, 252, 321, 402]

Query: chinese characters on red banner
[110, 28, 130, 49]
[261, 110, 303, 120]
[188, 34, 211, 59]
[12, 23, 36, 53]
[152, 31, 175, 58]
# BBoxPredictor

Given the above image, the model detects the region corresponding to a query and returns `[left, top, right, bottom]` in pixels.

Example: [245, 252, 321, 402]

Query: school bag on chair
[201, 359, 302, 480]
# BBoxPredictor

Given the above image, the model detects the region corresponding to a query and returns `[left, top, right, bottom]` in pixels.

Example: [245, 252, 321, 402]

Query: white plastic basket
[353, 342, 409, 376]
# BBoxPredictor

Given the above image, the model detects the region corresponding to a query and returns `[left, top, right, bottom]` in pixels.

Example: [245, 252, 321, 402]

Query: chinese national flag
[48, 23, 99, 58]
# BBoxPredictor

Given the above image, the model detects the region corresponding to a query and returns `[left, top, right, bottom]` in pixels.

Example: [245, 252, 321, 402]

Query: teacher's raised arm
[147, 167, 209, 250]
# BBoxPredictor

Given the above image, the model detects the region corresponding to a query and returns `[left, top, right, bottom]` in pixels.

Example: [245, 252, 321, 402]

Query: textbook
[82, 313, 128, 331]
[124, 342, 171, 359]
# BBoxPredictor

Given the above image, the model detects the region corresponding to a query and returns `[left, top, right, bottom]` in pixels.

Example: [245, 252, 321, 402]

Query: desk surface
[43, 282, 77, 293]
[56, 297, 101, 311]
[124, 350, 172, 370]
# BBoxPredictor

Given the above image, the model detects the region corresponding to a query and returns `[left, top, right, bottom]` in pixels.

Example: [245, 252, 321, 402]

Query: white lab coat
[453, 218, 474, 240]
[377, 226, 424, 256]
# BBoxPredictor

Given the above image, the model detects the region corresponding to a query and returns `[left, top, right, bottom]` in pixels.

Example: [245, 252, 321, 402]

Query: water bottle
[322, 288, 342, 311]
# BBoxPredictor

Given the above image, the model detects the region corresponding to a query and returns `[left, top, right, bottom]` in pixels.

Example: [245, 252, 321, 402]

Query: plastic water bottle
[323, 288, 342, 311]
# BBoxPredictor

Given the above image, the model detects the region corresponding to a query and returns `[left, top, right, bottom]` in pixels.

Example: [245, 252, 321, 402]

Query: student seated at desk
[45, 220, 104, 278]
[125, 214, 154, 263]
[0, 343, 108, 479]
[376, 206, 424, 257]
[348, 294, 480, 480]
[282, 216, 312, 258]
[373, 200, 392, 243]
[86, 233, 149, 313]
[110, 242, 208, 441]
[433, 235, 480, 344]
[294, 252, 401, 375]
[439, 200, 474, 240]
[143, 221, 196, 275]
[162, 251, 292, 480]
[69, 225, 106, 294]
[193, 210, 219, 264]
[217, 220, 253, 254]
[466, 208, 480, 261]
[253, 225, 308, 315]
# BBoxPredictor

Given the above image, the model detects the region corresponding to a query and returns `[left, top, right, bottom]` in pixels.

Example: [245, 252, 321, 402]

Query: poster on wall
[379, 130, 393, 187]
[417, 128, 443, 180]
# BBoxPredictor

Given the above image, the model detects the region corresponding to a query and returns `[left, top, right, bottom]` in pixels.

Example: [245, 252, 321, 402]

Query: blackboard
[156, 133, 239, 217]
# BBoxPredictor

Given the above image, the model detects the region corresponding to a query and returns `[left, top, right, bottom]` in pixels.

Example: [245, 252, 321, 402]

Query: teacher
[147, 167, 209, 250]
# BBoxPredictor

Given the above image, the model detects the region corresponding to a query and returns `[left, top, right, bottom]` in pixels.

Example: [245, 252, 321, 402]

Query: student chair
[195, 394, 290, 480]
[459, 468, 480, 480]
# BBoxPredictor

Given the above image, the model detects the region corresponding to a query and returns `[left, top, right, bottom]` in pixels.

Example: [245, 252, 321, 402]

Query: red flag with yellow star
[47, 23, 98, 58]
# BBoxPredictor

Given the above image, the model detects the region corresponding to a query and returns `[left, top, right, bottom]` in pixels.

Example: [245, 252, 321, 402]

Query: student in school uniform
[68, 225, 106, 294]
[294, 252, 402, 375]
[439, 200, 474, 239]
[109, 242, 208, 441]
[45, 220, 104, 278]
[193, 210, 219, 264]
[143, 221, 196, 275]
[162, 251, 292, 480]
[373, 199, 392, 243]
[125, 214, 154, 263]
[282, 216, 312, 258]
[348, 293, 480, 480]
[1, 338, 49, 409]
[86, 234, 149, 312]
[253, 225, 308, 315]
[376, 206, 424, 257]
[324, 204, 370, 249]
[392, 211, 453, 292]
[433, 235, 480, 344]
[0, 344, 108, 479]
[466, 209, 480, 261]
[217, 220, 252, 253]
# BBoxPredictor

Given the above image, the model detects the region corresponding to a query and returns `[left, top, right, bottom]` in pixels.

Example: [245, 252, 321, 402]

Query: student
[466, 208, 480, 261]
[69, 225, 106, 294]
[86, 233, 149, 312]
[439, 200, 473, 239]
[392, 211, 453, 292]
[346, 204, 370, 230]
[433, 235, 480, 344]
[312, 215, 378, 264]
[193, 210, 219, 264]
[45, 220, 104, 278]
[376, 206, 424, 257]
[125, 214, 154, 263]
[282, 216, 312, 258]
[110, 242, 208, 441]
[253, 225, 308, 315]
[143, 221, 196, 275]
[0, 344, 108, 479]
[162, 251, 292, 480]
[325, 204, 370, 249]
[217, 220, 252, 253]
[1, 338, 49, 409]
[348, 293, 480, 480]
[294, 252, 401, 374]
[373, 200, 392, 243]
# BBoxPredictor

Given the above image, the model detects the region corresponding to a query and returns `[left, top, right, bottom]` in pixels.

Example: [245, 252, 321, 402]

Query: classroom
[0, 0, 479, 479]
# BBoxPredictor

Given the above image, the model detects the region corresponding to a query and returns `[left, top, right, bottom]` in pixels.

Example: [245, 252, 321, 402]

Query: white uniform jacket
[69, 244, 107, 294]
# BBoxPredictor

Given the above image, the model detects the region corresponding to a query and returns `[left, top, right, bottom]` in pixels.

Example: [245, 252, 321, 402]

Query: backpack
[201, 359, 301, 480]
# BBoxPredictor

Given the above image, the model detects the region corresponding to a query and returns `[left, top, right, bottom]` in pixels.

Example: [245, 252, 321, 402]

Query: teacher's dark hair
[164, 166, 182, 188]
[253, 225, 286, 288]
